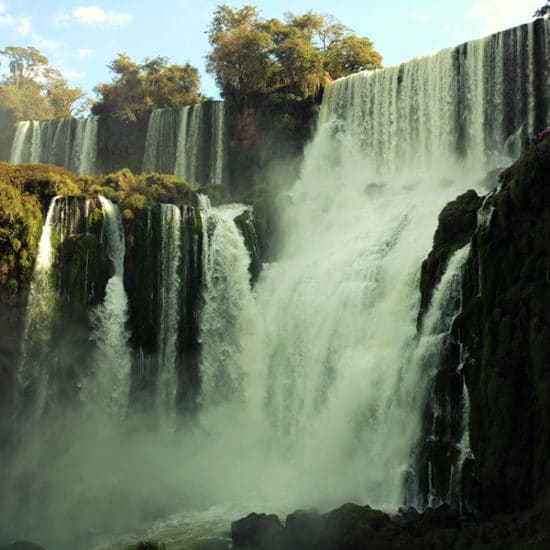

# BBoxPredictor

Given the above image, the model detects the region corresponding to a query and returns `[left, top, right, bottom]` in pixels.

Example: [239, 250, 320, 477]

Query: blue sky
[0, 0, 543, 100]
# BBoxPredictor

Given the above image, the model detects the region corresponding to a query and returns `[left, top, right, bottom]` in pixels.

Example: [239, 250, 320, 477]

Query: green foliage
[206, 4, 382, 101]
[0, 179, 41, 302]
[92, 53, 203, 121]
[0, 46, 86, 121]
[534, 2, 550, 17]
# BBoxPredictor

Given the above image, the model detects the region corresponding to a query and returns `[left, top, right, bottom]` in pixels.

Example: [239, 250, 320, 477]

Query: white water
[16, 197, 61, 425]
[84, 196, 131, 419]
[412, 245, 471, 508]
[4, 20, 550, 550]
[143, 101, 226, 185]
[157, 204, 182, 425]
[9, 117, 98, 175]
[198, 196, 256, 407]
[72, 117, 98, 175]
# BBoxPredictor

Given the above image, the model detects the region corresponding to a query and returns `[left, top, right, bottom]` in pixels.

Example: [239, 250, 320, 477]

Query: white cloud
[78, 48, 93, 58]
[73, 6, 133, 26]
[0, 13, 13, 26]
[0, 5, 32, 36]
[31, 33, 63, 52]
[51, 11, 71, 26]
[465, 0, 542, 35]
[17, 16, 31, 35]
[61, 68, 86, 80]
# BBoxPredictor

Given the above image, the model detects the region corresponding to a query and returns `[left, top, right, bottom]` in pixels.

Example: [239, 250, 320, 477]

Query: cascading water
[198, 196, 256, 407]
[157, 204, 182, 424]
[408, 245, 471, 509]
[142, 101, 226, 185]
[9, 117, 98, 175]
[84, 196, 130, 419]
[225, 19, 549, 511]
[16, 196, 61, 426]
[2, 19, 550, 550]
[71, 117, 98, 175]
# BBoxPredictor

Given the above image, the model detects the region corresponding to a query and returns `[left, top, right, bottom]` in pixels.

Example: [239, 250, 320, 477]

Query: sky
[0, 0, 544, 101]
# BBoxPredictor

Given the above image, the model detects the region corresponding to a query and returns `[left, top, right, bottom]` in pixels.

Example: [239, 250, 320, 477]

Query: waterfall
[321, 20, 549, 173]
[71, 117, 98, 175]
[84, 196, 130, 419]
[198, 196, 255, 407]
[16, 197, 61, 425]
[409, 245, 471, 509]
[10, 121, 31, 163]
[143, 101, 226, 185]
[224, 20, 549, 510]
[157, 204, 182, 424]
[9, 117, 98, 175]
[143, 109, 180, 174]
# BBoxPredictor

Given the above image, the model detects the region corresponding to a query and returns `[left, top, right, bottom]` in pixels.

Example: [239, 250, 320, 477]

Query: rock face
[231, 512, 284, 549]
[231, 504, 465, 550]
[415, 138, 550, 514]
[418, 189, 483, 327]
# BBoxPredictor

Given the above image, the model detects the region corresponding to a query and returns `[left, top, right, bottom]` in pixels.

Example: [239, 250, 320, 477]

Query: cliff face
[417, 138, 550, 513]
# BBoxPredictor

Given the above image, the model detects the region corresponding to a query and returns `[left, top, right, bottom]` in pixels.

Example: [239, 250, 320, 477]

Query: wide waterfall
[2, 20, 549, 550]
[10, 117, 98, 175]
[143, 101, 226, 185]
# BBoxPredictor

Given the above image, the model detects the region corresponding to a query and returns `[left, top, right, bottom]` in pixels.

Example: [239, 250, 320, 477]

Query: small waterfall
[211, 101, 225, 185]
[10, 121, 31, 163]
[411, 245, 471, 509]
[71, 117, 98, 175]
[143, 109, 180, 174]
[84, 196, 130, 419]
[143, 101, 226, 185]
[16, 197, 61, 425]
[9, 117, 98, 175]
[198, 195, 255, 407]
[157, 204, 182, 424]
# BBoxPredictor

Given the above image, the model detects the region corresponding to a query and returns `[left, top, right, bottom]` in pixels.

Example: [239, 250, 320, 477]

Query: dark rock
[284, 509, 323, 549]
[397, 505, 420, 522]
[415, 505, 460, 535]
[418, 189, 482, 327]
[231, 512, 284, 549]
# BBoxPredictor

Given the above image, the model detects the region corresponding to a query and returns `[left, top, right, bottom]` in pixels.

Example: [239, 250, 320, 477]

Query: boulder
[231, 512, 284, 549]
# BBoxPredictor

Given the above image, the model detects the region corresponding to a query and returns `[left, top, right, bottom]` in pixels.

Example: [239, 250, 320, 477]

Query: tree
[534, 2, 550, 17]
[206, 5, 382, 101]
[0, 46, 85, 121]
[92, 54, 202, 121]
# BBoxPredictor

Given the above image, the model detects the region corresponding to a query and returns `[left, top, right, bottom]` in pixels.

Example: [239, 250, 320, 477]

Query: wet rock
[284, 509, 323, 548]
[231, 512, 284, 549]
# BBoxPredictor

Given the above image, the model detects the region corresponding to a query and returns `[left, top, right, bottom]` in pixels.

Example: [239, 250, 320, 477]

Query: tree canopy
[91, 54, 202, 121]
[0, 46, 86, 121]
[534, 2, 550, 18]
[206, 5, 382, 101]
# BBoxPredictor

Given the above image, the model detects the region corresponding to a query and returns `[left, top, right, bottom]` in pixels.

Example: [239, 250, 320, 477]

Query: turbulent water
[2, 19, 550, 550]
[10, 117, 98, 175]
[143, 101, 226, 185]
[157, 204, 182, 425]
[84, 196, 131, 419]
[16, 196, 61, 426]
